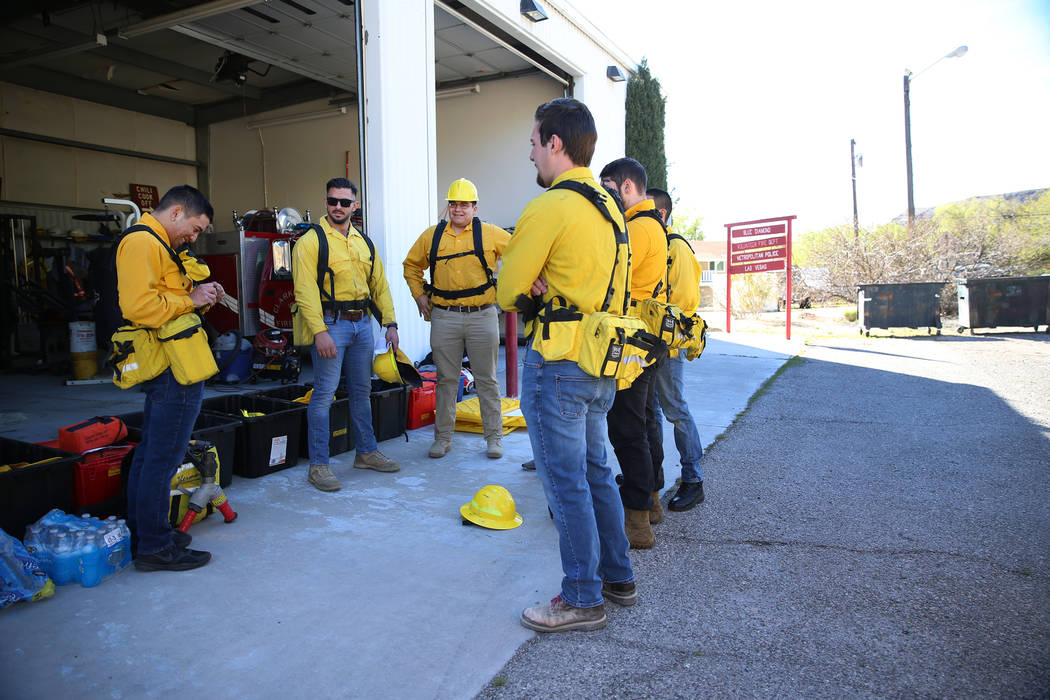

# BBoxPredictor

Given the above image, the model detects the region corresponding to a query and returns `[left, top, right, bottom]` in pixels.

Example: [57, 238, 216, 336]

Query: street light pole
[851, 138, 860, 242]
[903, 45, 968, 232]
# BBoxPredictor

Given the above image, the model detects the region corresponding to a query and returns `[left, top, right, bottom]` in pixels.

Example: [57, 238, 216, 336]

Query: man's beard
[328, 210, 349, 224]
[535, 172, 550, 189]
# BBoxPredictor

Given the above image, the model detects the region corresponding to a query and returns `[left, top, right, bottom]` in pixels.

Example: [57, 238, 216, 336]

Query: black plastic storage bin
[252, 384, 351, 458]
[118, 411, 239, 488]
[0, 438, 78, 537]
[370, 380, 408, 443]
[200, 395, 303, 478]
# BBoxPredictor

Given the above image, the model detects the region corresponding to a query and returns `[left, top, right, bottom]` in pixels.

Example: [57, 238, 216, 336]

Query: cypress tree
[625, 58, 667, 191]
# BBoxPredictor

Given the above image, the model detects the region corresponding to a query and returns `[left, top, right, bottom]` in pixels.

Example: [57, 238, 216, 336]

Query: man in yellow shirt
[498, 98, 636, 633]
[403, 179, 510, 460]
[599, 158, 669, 550]
[647, 187, 707, 511]
[117, 185, 221, 572]
[293, 177, 400, 492]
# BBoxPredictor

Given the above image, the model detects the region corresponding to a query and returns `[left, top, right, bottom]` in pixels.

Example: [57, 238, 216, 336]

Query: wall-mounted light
[246, 106, 348, 129]
[520, 0, 548, 22]
[607, 65, 627, 82]
[436, 84, 481, 100]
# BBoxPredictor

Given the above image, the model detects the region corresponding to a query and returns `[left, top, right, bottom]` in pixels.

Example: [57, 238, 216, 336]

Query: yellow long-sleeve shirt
[666, 235, 702, 314]
[497, 167, 629, 362]
[116, 212, 195, 329]
[403, 219, 510, 307]
[624, 199, 668, 304]
[291, 215, 396, 336]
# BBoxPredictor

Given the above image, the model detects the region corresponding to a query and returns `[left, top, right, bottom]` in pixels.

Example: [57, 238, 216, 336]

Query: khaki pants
[430, 305, 502, 442]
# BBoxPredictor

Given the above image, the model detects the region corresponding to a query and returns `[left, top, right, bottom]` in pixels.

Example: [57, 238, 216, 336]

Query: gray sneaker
[354, 450, 400, 472]
[308, 464, 341, 491]
[520, 595, 606, 632]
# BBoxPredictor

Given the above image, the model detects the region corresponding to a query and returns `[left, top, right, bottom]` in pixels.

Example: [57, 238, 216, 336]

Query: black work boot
[668, 481, 704, 512]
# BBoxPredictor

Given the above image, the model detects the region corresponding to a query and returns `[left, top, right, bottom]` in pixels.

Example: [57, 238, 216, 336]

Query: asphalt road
[478, 331, 1050, 699]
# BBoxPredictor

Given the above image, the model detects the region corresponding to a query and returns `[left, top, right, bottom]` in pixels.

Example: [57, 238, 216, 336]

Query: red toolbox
[407, 383, 436, 430]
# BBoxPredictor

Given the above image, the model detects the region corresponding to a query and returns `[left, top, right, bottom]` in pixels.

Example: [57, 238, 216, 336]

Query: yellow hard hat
[446, 178, 478, 202]
[372, 346, 423, 387]
[460, 485, 523, 530]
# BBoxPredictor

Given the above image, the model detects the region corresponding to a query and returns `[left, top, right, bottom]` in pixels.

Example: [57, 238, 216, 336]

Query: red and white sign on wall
[724, 215, 796, 339]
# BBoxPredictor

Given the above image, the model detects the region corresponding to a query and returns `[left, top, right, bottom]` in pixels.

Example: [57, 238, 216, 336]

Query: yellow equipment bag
[291, 301, 315, 347]
[156, 312, 218, 385]
[454, 397, 527, 435]
[574, 310, 666, 387]
[107, 326, 168, 389]
[635, 297, 708, 361]
[168, 443, 221, 528]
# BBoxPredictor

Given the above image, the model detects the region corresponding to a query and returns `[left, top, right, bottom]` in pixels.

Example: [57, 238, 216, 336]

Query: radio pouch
[108, 326, 167, 389]
[156, 312, 218, 385]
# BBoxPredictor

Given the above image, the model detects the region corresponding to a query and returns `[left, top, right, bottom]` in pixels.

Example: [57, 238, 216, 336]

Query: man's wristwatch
[386, 323, 398, 330]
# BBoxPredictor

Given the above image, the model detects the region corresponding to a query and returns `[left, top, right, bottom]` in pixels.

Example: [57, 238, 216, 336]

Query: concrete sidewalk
[0, 331, 798, 700]
[479, 332, 1050, 698]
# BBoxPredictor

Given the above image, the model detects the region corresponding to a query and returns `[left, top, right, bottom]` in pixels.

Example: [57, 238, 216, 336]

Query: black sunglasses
[327, 197, 355, 207]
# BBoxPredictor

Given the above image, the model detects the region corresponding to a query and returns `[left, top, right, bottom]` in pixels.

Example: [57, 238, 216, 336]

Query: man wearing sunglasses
[403, 178, 510, 460]
[293, 177, 400, 492]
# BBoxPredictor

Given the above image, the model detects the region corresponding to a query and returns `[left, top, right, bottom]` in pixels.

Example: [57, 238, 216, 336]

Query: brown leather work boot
[649, 490, 664, 525]
[520, 595, 606, 632]
[625, 508, 654, 549]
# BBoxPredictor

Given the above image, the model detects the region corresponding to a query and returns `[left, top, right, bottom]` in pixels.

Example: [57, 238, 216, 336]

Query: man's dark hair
[326, 177, 358, 196]
[534, 98, 597, 167]
[156, 185, 213, 222]
[600, 157, 647, 194]
[646, 187, 672, 218]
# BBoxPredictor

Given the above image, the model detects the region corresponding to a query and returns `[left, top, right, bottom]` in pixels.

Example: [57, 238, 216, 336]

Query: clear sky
[572, 0, 1050, 238]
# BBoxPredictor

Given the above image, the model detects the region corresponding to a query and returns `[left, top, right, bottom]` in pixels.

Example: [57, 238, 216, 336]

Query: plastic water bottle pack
[23, 509, 132, 587]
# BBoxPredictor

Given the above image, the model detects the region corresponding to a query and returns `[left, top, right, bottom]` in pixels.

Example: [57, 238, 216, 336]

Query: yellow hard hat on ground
[446, 178, 478, 202]
[460, 485, 523, 529]
[373, 346, 423, 387]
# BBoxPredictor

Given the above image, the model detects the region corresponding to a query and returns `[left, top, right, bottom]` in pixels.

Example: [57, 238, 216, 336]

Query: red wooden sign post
[724, 216, 796, 339]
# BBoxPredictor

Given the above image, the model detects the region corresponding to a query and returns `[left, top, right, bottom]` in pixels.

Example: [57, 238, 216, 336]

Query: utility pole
[904, 73, 914, 231]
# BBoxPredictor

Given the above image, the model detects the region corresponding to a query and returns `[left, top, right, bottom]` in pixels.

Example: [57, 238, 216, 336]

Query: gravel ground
[478, 331, 1050, 699]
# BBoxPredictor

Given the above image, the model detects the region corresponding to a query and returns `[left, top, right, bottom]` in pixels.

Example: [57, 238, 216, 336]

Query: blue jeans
[653, 355, 704, 483]
[309, 317, 376, 464]
[520, 348, 634, 608]
[127, 369, 203, 556]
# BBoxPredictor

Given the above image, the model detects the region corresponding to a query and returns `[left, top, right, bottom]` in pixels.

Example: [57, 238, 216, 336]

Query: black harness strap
[628, 208, 673, 301]
[550, 180, 629, 314]
[307, 223, 383, 325]
[424, 217, 495, 300]
[124, 224, 187, 277]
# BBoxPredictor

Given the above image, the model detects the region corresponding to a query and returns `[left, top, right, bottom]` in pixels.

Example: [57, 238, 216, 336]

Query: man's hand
[189, 282, 222, 308]
[385, 326, 400, 352]
[314, 330, 337, 359]
[530, 275, 548, 297]
[415, 293, 432, 321]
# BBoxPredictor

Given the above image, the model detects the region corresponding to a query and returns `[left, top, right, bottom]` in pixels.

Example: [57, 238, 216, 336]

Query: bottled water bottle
[24, 510, 132, 586]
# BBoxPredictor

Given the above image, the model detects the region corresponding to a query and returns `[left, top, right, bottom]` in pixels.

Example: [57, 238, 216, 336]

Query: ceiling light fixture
[436, 84, 481, 100]
[246, 106, 348, 129]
